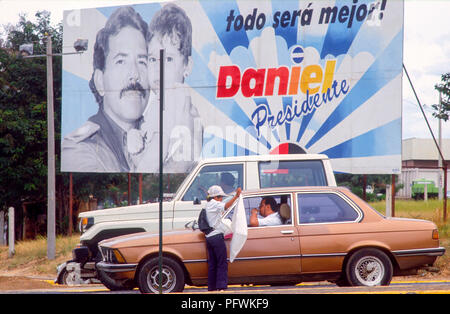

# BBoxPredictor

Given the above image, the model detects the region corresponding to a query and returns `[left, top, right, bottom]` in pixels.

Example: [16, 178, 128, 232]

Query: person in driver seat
[249, 196, 282, 227]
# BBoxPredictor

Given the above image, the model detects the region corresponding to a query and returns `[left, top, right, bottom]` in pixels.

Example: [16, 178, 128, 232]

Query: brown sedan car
[97, 187, 445, 293]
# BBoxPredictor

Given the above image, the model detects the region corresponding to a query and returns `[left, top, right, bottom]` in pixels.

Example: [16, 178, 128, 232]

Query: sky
[1, 0, 449, 141]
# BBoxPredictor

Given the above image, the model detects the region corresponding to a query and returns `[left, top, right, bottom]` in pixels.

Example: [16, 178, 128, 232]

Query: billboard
[61, 0, 403, 174]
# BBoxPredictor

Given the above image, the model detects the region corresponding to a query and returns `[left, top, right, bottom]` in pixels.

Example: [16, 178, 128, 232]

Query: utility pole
[20, 37, 88, 258]
[46, 35, 56, 260]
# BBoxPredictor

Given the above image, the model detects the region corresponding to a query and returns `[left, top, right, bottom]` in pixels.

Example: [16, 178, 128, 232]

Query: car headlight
[100, 246, 126, 264]
[78, 217, 94, 233]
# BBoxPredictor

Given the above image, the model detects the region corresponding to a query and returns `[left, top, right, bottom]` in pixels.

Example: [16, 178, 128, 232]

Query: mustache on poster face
[120, 82, 147, 99]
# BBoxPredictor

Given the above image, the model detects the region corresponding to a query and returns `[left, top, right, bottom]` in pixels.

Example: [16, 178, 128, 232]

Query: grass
[369, 199, 450, 238]
[0, 234, 79, 276]
[0, 200, 449, 278]
[369, 199, 450, 277]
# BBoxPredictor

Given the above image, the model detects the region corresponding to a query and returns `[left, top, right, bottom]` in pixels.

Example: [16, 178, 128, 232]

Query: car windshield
[173, 161, 199, 197]
[182, 164, 243, 201]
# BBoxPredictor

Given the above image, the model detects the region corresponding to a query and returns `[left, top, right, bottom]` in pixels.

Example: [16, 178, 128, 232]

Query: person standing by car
[205, 185, 241, 291]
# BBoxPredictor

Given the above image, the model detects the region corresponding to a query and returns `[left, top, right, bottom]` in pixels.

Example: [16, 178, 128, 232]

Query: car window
[233, 194, 292, 226]
[182, 164, 243, 201]
[259, 160, 327, 188]
[297, 193, 359, 224]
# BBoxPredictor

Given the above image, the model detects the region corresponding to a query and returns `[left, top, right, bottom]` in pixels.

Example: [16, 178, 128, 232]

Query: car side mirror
[185, 220, 197, 230]
[193, 197, 201, 205]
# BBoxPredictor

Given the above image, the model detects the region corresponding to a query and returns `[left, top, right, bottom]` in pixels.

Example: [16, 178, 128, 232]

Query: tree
[0, 11, 71, 237]
[335, 174, 402, 201]
[433, 73, 450, 121]
[0, 11, 60, 213]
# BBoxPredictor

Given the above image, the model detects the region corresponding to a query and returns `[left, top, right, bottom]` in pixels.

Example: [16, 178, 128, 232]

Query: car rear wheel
[137, 257, 185, 294]
[345, 248, 393, 286]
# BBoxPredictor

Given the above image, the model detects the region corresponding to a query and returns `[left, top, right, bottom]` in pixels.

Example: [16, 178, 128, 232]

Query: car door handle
[281, 230, 294, 234]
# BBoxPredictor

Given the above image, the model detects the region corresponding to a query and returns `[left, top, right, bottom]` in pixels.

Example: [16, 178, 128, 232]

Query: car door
[296, 191, 363, 273]
[228, 193, 301, 277]
[172, 163, 244, 229]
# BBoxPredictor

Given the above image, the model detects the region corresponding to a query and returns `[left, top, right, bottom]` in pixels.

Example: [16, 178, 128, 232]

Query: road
[4, 279, 450, 294]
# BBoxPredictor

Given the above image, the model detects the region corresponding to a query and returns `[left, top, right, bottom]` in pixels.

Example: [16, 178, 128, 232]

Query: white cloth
[230, 195, 248, 263]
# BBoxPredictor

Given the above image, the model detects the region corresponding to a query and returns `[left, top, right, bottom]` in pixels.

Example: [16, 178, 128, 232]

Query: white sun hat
[207, 185, 228, 198]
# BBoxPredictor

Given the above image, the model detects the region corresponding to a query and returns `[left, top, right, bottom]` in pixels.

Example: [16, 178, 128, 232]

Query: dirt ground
[0, 267, 449, 291]
[0, 275, 57, 291]
[0, 264, 59, 291]
[1, 237, 448, 291]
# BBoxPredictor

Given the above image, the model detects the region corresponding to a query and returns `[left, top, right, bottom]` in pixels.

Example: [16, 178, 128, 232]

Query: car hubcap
[354, 256, 385, 286]
[147, 266, 176, 293]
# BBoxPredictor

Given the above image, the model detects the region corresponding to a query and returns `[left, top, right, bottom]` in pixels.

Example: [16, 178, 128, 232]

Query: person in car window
[220, 172, 235, 194]
[249, 196, 282, 227]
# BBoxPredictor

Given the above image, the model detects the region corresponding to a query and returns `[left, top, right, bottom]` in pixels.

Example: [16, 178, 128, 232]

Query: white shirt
[205, 199, 228, 238]
[258, 212, 282, 227]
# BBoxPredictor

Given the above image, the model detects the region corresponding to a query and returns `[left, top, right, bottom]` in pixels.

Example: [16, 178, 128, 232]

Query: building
[398, 138, 450, 198]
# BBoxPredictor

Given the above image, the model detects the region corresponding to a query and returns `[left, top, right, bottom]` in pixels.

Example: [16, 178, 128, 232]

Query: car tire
[345, 248, 393, 286]
[56, 267, 69, 285]
[137, 257, 185, 294]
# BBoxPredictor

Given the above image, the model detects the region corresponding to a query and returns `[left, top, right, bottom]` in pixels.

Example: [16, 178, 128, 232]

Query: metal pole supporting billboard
[46, 35, 56, 260]
[128, 173, 131, 205]
[391, 175, 395, 217]
[0, 211, 4, 246]
[158, 49, 165, 294]
[139, 174, 143, 204]
[438, 92, 443, 201]
[69, 173, 73, 236]
[444, 165, 448, 222]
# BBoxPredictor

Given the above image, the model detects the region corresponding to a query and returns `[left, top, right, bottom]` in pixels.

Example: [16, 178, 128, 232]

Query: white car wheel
[346, 248, 393, 286]
[138, 257, 185, 293]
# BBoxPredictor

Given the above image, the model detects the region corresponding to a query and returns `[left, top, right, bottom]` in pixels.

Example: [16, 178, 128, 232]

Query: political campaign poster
[61, 0, 403, 174]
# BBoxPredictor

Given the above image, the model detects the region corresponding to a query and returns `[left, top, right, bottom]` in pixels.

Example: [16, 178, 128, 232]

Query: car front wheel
[137, 257, 185, 294]
[345, 248, 393, 286]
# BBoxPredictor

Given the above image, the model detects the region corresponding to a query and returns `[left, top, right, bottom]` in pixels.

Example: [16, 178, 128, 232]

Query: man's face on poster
[98, 26, 149, 126]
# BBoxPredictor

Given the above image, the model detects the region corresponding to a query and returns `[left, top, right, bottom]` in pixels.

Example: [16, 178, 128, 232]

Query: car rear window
[259, 160, 327, 188]
[297, 193, 359, 224]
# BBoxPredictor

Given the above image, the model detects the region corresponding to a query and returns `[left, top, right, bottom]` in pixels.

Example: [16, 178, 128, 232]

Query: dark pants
[206, 233, 228, 291]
